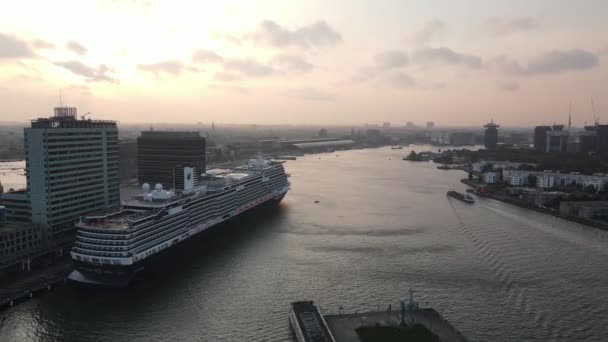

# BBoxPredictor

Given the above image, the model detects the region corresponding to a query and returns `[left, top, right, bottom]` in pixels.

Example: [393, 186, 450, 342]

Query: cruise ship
[68, 158, 290, 286]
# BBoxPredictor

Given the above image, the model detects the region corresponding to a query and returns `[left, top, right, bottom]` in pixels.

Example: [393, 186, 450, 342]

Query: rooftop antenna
[568, 102, 572, 130]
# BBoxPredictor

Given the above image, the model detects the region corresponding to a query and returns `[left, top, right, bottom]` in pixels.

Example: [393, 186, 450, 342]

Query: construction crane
[81, 112, 91, 120]
[591, 97, 599, 125]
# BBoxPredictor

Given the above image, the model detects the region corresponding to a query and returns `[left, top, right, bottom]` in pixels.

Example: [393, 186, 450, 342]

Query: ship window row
[126, 213, 189, 240]
[77, 236, 129, 246]
[81, 210, 186, 238]
[187, 192, 238, 210]
[133, 228, 186, 255]
[129, 223, 187, 252]
[72, 247, 127, 258]
[188, 199, 240, 221]
[75, 241, 128, 252]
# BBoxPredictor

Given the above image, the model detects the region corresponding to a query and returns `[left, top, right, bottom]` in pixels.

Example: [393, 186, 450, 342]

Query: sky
[0, 0, 607, 126]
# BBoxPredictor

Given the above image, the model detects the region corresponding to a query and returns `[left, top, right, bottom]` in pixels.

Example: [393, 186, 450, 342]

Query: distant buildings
[560, 201, 608, 219]
[502, 169, 608, 191]
[426, 121, 435, 129]
[533, 126, 551, 151]
[596, 125, 608, 154]
[483, 121, 499, 149]
[545, 125, 569, 153]
[137, 131, 206, 188]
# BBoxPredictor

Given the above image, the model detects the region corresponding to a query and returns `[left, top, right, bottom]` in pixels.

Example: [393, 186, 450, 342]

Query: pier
[0, 257, 73, 311]
[291, 290, 469, 342]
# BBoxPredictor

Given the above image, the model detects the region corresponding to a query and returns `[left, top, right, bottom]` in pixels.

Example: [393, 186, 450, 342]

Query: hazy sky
[0, 0, 607, 126]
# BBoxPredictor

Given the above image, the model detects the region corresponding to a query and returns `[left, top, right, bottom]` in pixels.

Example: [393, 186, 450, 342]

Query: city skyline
[1, 0, 607, 126]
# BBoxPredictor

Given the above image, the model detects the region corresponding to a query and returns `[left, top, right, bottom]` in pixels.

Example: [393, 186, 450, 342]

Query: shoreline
[460, 179, 608, 231]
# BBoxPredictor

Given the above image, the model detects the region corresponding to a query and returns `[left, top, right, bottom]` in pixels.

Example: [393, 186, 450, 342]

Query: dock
[0, 257, 73, 311]
[291, 290, 468, 342]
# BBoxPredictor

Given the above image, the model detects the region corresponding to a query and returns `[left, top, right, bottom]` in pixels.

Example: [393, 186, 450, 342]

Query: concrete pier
[324, 308, 469, 342]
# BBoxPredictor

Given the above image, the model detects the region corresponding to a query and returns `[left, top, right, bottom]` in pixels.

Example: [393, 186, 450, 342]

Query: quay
[0, 257, 73, 311]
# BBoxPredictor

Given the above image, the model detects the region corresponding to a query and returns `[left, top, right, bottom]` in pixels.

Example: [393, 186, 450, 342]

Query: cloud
[412, 47, 482, 68]
[192, 49, 224, 64]
[213, 71, 241, 82]
[66, 41, 87, 55]
[284, 87, 334, 101]
[0, 33, 36, 59]
[410, 20, 445, 44]
[138, 60, 184, 76]
[350, 66, 378, 83]
[246, 20, 342, 49]
[271, 54, 313, 73]
[31, 39, 55, 50]
[54, 61, 119, 83]
[499, 81, 519, 92]
[374, 50, 409, 70]
[223, 58, 276, 77]
[483, 17, 539, 36]
[495, 49, 599, 75]
[380, 71, 416, 88]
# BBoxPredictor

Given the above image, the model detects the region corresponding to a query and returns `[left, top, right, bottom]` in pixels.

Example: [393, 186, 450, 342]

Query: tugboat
[447, 190, 475, 204]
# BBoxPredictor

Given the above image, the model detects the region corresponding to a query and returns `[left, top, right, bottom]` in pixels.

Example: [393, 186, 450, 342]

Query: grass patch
[356, 324, 441, 342]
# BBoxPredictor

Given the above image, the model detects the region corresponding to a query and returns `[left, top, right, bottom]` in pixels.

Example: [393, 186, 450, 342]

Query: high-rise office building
[596, 125, 608, 154]
[534, 126, 551, 151]
[137, 131, 206, 188]
[25, 107, 119, 242]
[484, 120, 499, 149]
[579, 126, 597, 153]
[545, 125, 569, 153]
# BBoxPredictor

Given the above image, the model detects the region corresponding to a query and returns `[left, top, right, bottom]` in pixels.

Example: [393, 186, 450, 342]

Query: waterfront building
[430, 131, 451, 145]
[137, 131, 206, 188]
[503, 170, 608, 191]
[426, 121, 435, 129]
[508, 174, 527, 186]
[483, 120, 499, 149]
[536, 175, 556, 189]
[483, 172, 500, 184]
[0, 221, 43, 270]
[25, 107, 119, 243]
[1, 189, 30, 223]
[534, 126, 551, 152]
[450, 132, 475, 145]
[545, 125, 569, 153]
[560, 201, 608, 219]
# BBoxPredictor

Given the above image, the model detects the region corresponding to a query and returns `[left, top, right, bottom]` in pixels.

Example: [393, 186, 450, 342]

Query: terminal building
[137, 131, 206, 188]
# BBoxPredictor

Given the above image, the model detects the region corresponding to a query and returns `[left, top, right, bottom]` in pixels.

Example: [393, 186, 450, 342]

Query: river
[1, 147, 607, 341]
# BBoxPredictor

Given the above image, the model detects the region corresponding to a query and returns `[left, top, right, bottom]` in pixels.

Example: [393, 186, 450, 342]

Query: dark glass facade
[137, 131, 206, 188]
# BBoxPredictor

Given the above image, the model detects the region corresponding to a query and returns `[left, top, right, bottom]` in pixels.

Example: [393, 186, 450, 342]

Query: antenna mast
[592, 97, 598, 125]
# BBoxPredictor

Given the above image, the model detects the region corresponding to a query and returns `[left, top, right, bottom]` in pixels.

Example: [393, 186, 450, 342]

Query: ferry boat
[289, 301, 335, 342]
[447, 190, 475, 204]
[68, 158, 290, 287]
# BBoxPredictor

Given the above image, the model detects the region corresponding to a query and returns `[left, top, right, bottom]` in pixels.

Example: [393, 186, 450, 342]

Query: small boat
[447, 190, 475, 203]
[391, 146, 404, 150]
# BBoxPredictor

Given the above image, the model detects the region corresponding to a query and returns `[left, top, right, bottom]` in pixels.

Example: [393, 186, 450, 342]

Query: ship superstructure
[68, 158, 289, 286]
